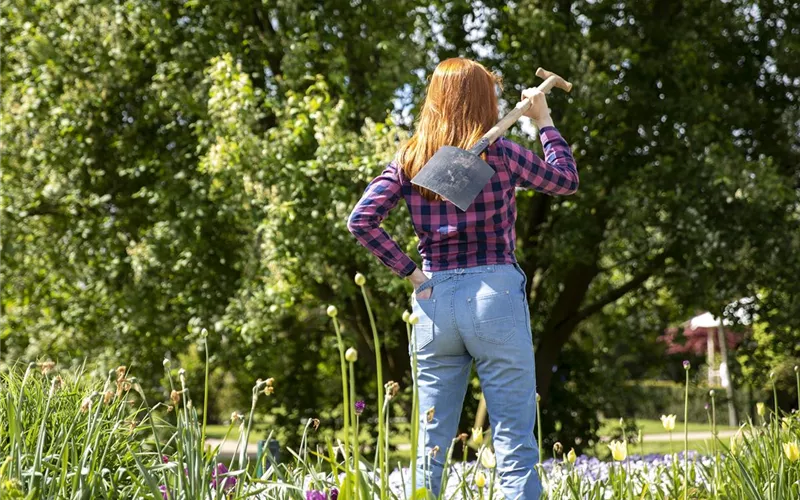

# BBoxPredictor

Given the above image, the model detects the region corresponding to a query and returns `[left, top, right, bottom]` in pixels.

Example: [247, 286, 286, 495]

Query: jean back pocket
[469, 291, 516, 344]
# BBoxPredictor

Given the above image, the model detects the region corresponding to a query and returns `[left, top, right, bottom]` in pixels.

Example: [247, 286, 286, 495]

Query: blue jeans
[409, 264, 541, 499]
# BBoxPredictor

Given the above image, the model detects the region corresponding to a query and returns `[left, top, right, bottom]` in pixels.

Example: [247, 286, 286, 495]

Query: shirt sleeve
[347, 162, 418, 278]
[500, 127, 579, 194]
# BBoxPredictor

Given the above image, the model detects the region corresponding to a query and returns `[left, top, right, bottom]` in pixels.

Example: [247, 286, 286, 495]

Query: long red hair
[398, 58, 502, 201]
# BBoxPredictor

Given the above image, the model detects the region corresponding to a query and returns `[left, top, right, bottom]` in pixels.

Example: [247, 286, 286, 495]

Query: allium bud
[345, 348, 358, 362]
[326, 305, 338, 318]
[354, 273, 366, 286]
[163, 358, 171, 368]
[402, 311, 411, 323]
[682, 360, 690, 370]
[408, 313, 420, 325]
[709, 389, 715, 398]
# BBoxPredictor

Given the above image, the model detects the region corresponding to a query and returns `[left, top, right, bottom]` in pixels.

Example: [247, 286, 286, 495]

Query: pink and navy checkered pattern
[347, 126, 578, 277]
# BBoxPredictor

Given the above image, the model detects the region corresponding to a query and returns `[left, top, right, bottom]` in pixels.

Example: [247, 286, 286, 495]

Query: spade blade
[410, 146, 496, 211]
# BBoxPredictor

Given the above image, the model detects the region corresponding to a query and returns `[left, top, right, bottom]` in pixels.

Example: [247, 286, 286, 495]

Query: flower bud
[354, 273, 366, 286]
[567, 448, 577, 464]
[553, 442, 564, 457]
[402, 311, 411, 323]
[408, 313, 420, 325]
[709, 389, 715, 398]
[163, 358, 171, 368]
[326, 305, 338, 318]
[474, 471, 486, 488]
[756, 402, 765, 417]
[682, 360, 690, 370]
[345, 348, 358, 362]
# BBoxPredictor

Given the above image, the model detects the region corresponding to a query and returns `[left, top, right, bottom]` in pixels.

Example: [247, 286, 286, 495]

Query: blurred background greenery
[2, 0, 798, 457]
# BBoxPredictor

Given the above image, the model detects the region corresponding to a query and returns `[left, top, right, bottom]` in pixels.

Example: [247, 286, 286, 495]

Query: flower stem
[360, 285, 387, 498]
[536, 394, 543, 464]
[683, 368, 689, 500]
[332, 318, 351, 470]
[350, 362, 360, 500]
[408, 321, 420, 499]
[711, 393, 719, 498]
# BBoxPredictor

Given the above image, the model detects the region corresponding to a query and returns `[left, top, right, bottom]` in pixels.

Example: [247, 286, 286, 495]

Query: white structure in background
[687, 309, 744, 426]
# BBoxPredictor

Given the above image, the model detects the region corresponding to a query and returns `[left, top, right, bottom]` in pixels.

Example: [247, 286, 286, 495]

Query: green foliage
[2, 0, 799, 447]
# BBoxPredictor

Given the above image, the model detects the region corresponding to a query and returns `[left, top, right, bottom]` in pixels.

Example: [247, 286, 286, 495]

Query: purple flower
[355, 400, 365, 415]
[683, 360, 690, 370]
[210, 462, 237, 492]
[306, 490, 327, 500]
[162, 455, 169, 464]
[330, 488, 339, 500]
[159, 485, 167, 500]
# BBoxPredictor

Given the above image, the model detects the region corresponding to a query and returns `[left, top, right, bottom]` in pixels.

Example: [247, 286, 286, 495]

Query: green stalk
[683, 367, 689, 500]
[408, 321, 420, 499]
[711, 392, 719, 498]
[201, 330, 210, 461]
[360, 284, 387, 498]
[332, 318, 352, 470]
[350, 362, 360, 500]
[795, 367, 799, 412]
[536, 394, 543, 464]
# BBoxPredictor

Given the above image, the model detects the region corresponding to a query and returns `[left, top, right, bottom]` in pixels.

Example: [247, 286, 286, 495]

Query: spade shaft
[411, 68, 572, 211]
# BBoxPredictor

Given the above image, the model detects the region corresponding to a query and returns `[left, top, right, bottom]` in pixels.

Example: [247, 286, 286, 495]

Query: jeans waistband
[424, 264, 515, 277]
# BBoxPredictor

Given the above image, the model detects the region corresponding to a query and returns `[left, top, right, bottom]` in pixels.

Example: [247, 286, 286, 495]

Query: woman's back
[349, 133, 578, 274]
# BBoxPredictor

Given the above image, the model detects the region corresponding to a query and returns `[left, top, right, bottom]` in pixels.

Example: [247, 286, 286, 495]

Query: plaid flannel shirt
[347, 126, 578, 277]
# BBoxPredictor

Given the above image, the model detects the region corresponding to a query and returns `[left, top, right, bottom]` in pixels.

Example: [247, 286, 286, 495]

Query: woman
[347, 58, 578, 499]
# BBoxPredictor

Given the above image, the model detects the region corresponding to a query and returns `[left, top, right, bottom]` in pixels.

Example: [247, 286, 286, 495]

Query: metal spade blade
[410, 139, 494, 211]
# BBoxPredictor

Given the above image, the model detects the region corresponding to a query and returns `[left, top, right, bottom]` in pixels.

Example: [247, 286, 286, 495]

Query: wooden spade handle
[479, 68, 572, 147]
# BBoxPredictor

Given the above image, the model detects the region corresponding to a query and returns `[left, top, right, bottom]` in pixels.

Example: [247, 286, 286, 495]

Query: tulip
[474, 471, 486, 489]
[756, 402, 765, 417]
[784, 441, 800, 462]
[660, 414, 676, 432]
[567, 448, 577, 464]
[479, 448, 496, 469]
[471, 427, 483, 446]
[608, 440, 627, 461]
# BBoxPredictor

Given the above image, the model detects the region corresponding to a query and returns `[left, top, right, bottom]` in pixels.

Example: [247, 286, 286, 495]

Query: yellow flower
[479, 448, 496, 469]
[474, 471, 486, 489]
[756, 402, 765, 417]
[660, 414, 676, 432]
[345, 348, 358, 362]
[608, 440, 627, 461]
[784, 441, 800, 462]
[471, 427, 483, 446]
[567, 448, 577, 464]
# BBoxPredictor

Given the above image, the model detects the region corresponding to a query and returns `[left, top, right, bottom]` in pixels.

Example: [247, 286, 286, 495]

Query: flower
[330, 488, 339, 500]
[162, 455, 169, 463]
[80, 397, 92, 414]
[385, 381, 400, 399]
[730, 431, 743, 456]
[471, 427, 483, 446]
[479, 448, 496, 469]
[354, 400, 365, 415]
[354, 273, 366, 286]
[210, 462, 236, 492]
[306, 490, 326, 500]
[231, 412, 244, 423]
[103, 391, 114, 405]
[326, 305, 338, 318]
[756, 402, 765, 417]
[264, 378, 275, 396]
[408, 313, 420, 325]
[608, 440, 627, 461]
[162, 358, 171, 368]
[159, 484, 167, 500]
[783, 441, 800, 462]
[567, 448, 577, 464]
[170, 390, 181, 405]
[553, 442, 564, 457]
[402, 311, 411, 323]
[474, 471, 486, 488]
[345, 348, 358, 362]
[660, 414, 676, 432]
[709, 389, 715, 398]
[682, 360, 690, 370]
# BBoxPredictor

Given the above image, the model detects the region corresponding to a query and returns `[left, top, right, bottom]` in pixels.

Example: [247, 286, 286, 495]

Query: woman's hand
[521, 87, 554, 128]
[408, 268, 432, 300]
